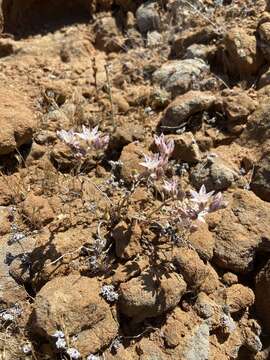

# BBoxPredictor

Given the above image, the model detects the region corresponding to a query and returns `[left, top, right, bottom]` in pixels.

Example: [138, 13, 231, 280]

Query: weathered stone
[161, 90, 216, 128]
[112, 220, 142, 259]
[153, 60, 209, 98]
[167, 132, 201, 163]
[225, 284, 255, 313]
[119, 269, 186, 321]
[223, 27, 263, 78]
[251, 151, 270, 201]
[31, 275, 118, 357]
[136, 0, 161, 34]
[212, 189, 270, 273]
[0, 86, 35, 155]
[191, 154, 238, 191]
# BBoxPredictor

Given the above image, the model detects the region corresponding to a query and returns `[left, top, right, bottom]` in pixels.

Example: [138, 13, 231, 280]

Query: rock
[31, 275, 118, 357]
[93, 15, 124, 53]
[241, 100, 270, 147]
[184, 44, 216, 62]
[119, 268, 186, 321]
[190, 154, 239, 191]
[173, 247, 220, 294]
[223, 27, 263, 78]
[188, 222, 215, 261]
[112, 93, 130, 113]
[136, 338, 167, 359]
[183, 323, 210, 360]
[258, 21, 270, 62]
[0, 38, 20, 57]
[251, 151, 270, 201]
[255, 260, 270, 332]
[221, 89, 257, 134]
[112, 220, 142, 259]
[22, 193, 54, 227]
[167, 132, 201, 163]
[225, 284, 255, 313]
[0, 85, 35, 155]
[222, 272, 238, 286]
[162, 306, 209, 359]
[147, 30, 163, 47]
[170, 26, 218, 58]
[109, 123, 144, 151]
[258, 66, 270, 88]
[30, 227, 96, 288]
[149, 87, 170, 110]
[161, 90, 216, 128]
[152, 60, 209, 98]
[119, 142, 147, 183]
[212, 189, 270, 273]
[136, 0, 161, 34]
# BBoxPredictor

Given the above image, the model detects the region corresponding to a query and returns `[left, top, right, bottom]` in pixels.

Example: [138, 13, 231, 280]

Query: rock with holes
[119, 269, 186, 322]
[153, 60, 209, 98]
[0, 85, 35, 155]
[211, 189, 270, 273]
[161, 90, 216, 128]
[136, 0, 161, 34]
[30, 275, 118, 357]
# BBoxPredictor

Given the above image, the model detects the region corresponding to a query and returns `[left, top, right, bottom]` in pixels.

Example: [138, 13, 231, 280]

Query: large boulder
[0, 86, 35, 155]
[30, 275, 118, 357]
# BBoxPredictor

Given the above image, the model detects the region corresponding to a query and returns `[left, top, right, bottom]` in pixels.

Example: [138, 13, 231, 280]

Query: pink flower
[154, 134, 174, 158]
[209, 192, 227, 212]
[190, 185, 214, 205]
[163, 179, 179, 197]
[139, 153, 168, 178]
[76, 126, 109, 151]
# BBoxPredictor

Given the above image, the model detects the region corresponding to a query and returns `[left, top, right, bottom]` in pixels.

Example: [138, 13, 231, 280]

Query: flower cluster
[52, 331, 81, 359]
[171, 184, 227, 232]
[100, 285, 119, 303]
[57, 126, 109, 156]
[0, 304, 22, 323]
[140, 134, 174, 179]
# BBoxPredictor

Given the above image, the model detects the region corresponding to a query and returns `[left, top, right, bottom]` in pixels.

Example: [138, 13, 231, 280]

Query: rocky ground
[1, 0, 270, 359]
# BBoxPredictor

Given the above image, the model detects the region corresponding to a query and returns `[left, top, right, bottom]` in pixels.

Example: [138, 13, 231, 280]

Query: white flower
[76, 125, 99, 143]
[100, 285, 119, 303]
[190, 184, 214, 204]
[57, 129, 78, 147]
[22, 343, 32, 354]
[52, 330, 65, 338]
[87, 355, 100, 360]
[2, 312, 14, 322]
[55, 338, 67, 350]
[67, 348, 81, 359]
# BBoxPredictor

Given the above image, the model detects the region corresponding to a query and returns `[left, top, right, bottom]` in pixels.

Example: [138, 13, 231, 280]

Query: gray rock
[183, 323, 209, 360]
[152, 59, 209, 97]
[190, 154, 238, 191]
[251, 151, 270, 201]
[136, 0, 161, 34]
[161, 90, 216, 128]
